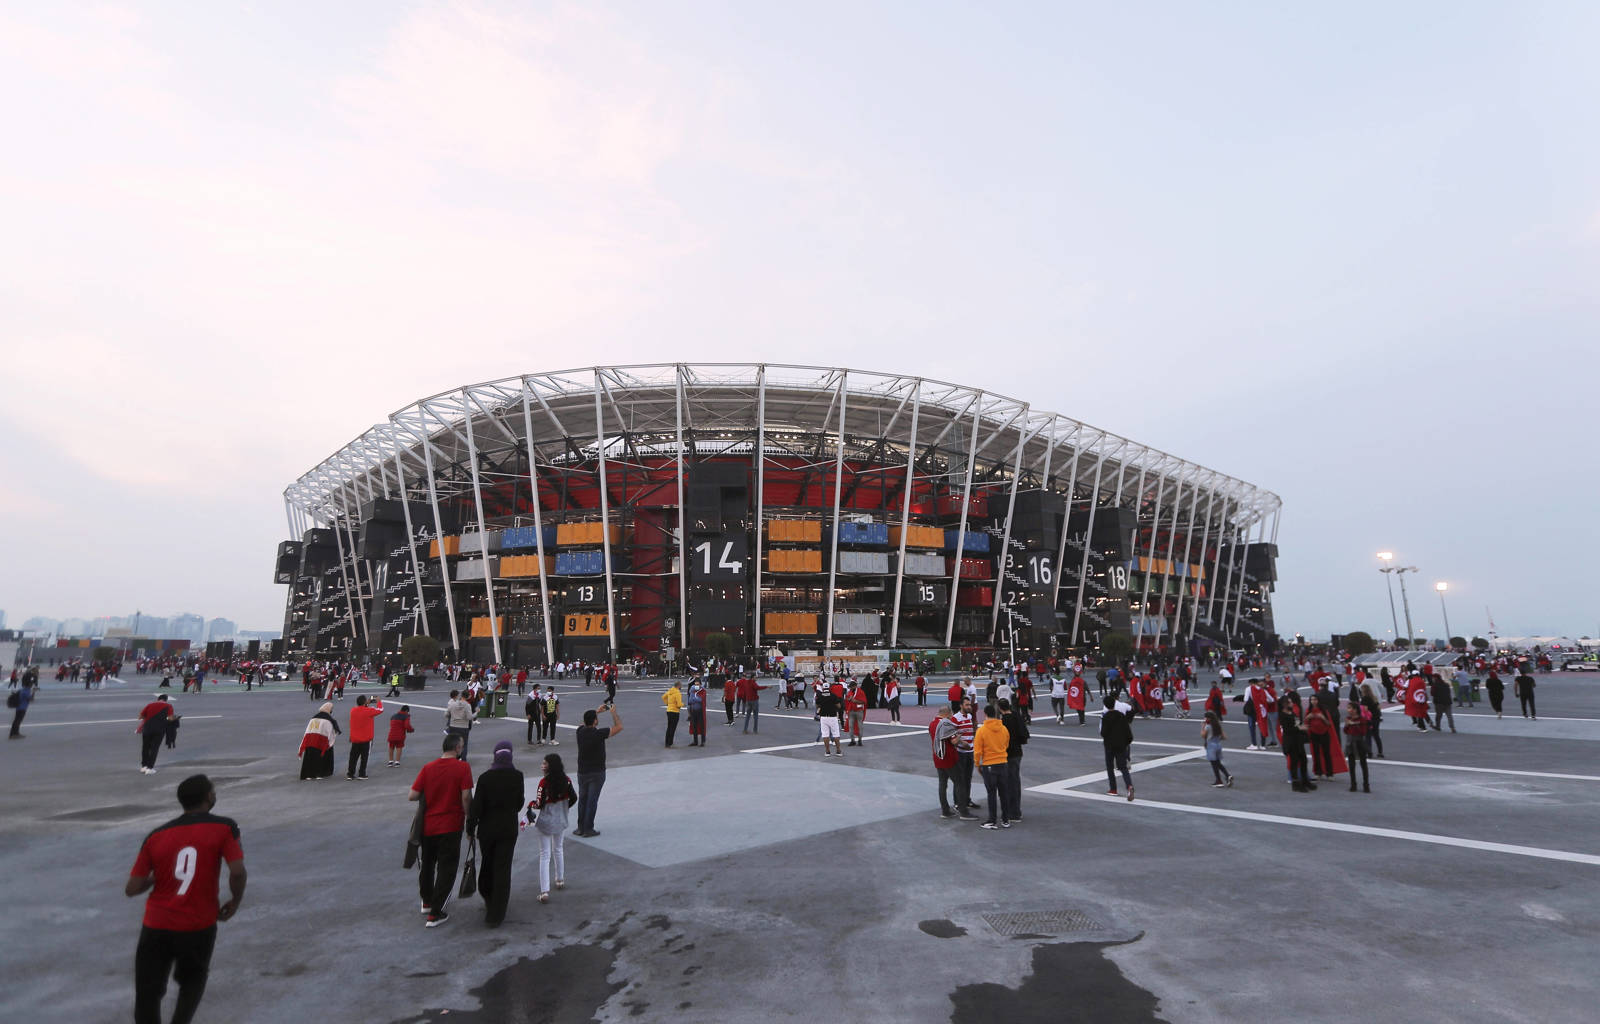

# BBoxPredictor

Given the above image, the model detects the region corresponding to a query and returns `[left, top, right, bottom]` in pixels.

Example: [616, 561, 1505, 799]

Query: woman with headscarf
[466, 740, 526, 927]
[297, 702, 341, 779]
[528, 751, 578, 904]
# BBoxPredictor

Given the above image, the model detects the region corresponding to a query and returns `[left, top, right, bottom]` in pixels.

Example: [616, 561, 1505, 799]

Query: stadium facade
[275, 364, 1281, 664]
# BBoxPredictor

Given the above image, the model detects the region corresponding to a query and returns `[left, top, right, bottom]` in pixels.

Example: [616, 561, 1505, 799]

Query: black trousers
[134, 925, 216, 1024]
[527, 715, 540, 742]
[476, 832, 517, 925]
[8, 706, 23, 736]
[542, 716, 557, 742]
[346, 741, 370, 778]
[724, 700, 735, 724]
[1519, 693, 1536, 717]
[665, 712, 680, 745]
[1104, 745, 1132, 791]
[980, 764, 1005, 824]
[418, 831, 462, 914]
[1285, 737, 1310, 785]
[937, 766, 953, 813]
[1309, 732, 1332, 776]
[1346, 738, 1370, 790]
[141, 732, 164, 769]
[1003, 758, 1021, 820]
[954, 752, 974, 809]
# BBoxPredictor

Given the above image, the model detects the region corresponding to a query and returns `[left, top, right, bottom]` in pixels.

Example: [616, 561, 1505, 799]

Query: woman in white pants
[528, 752, 578, 902]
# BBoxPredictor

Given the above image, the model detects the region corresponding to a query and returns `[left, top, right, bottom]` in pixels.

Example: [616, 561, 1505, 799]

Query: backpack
[6, 691, 17, 709]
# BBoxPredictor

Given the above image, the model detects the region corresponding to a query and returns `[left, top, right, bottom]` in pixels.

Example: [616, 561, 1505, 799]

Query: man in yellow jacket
[972, 706, 1011, 829]
[662, 680, 684, 748]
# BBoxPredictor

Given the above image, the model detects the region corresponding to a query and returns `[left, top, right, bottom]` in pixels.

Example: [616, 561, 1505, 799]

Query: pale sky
[2, 1, 1596, 640]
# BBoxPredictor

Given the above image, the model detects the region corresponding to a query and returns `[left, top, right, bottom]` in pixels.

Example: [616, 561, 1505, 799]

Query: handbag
[458, 838, 478, 898]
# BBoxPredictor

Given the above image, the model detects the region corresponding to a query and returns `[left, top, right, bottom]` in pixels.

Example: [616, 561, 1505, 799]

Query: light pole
[1435, 582, 1453, 648]
[1376, 553, 1400, 644]
[1378, 554, 1418, 647]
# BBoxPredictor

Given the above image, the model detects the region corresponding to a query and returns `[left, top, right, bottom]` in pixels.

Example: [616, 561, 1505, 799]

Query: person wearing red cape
[1066, 674, 1088, 725]
[1402, 672, 1431, 731]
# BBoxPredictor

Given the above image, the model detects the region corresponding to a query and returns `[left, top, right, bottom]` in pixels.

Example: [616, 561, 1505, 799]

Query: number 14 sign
[691, 535, 748, 582]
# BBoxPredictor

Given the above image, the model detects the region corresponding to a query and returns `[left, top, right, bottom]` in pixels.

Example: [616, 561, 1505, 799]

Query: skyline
[1, 2, 1596, 641]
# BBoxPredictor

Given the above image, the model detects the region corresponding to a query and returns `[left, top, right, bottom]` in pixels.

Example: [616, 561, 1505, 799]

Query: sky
[1, 1, 1596, 639]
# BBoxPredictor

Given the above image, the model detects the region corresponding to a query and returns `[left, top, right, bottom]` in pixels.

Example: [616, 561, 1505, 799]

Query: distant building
[206, 617, 238, 642]
[21, 616, 60, 633]
[171, 614, 206, 643]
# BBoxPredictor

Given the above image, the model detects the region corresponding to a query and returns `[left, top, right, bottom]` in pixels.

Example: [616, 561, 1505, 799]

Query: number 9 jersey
[130, 812, 244, 931]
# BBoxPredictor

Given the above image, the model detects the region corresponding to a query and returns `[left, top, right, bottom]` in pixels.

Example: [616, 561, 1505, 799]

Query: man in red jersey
[409, 734, 475, 927]
[136, 694, 176, 775]
[126, 774, 247, 1024]
[346, 695, 384, 780]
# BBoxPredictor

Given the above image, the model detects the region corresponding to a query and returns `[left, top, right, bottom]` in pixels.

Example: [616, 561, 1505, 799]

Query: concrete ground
[3, 669, 1596, 1023]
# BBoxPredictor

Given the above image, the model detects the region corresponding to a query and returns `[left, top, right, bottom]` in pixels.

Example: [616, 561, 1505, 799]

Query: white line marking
[1028, 749, 1208, 793]
[1046, 790, 1600, 866]
[741, 731, 924, 755]
[22, 715, 225, 728]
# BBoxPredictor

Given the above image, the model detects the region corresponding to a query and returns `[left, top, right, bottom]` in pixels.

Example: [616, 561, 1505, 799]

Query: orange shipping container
[888, 524, 944, 549]
[769, 549, 823, 573]
[470, 616, 505, 637]
[766, 519, 822, 543]
[427, 536, 462, 559]
[498, 555, 555, 578]
[555, 522, 622, 546]
[764, 611, 819, 635]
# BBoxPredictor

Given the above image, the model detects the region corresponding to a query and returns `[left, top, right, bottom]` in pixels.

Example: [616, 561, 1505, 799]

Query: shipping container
[764, 612, 820, 636]
[943, 529, 991, 553]
[833, 521, 889, 546]
[768, 549, 824, 573]
[555, 550, 611, 575]
[498, 555, 555, 578]
[766, 518, 823, 543]
[470, 616, 505, 638]
[898, 552, 948, 577]
[945, 556, 994, 579]
[458, 531, 503, 555]
[555, 522, 622, 546]
[455, 557, 500, 581]
[832, 611, 883, 635]
[427, 536, 461, 559]
[837, 550, 891, 574]
[501, 525, 557, 551]
[888, 524, 945, 549]
[937, 494, 990, 519]
[955, 586, 994, 608]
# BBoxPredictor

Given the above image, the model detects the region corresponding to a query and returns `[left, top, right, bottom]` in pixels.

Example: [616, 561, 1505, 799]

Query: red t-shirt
[348, 702, 384, 744]
[411, 758, 475, 836]
[130, 813, 244, 931]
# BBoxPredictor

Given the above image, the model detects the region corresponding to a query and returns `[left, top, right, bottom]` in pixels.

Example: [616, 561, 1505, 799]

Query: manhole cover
[982, 909, 1104, 936]
[49, 805, 161, 823]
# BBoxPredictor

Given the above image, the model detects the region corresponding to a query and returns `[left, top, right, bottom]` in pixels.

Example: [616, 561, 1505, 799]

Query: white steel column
[592, 371, 620, 657]
[942, 396, 984, 648]
[330, 500, 362, 648]
[338, 483, 371, 649]
[1231, 515, 1264, 637]
[1217, 503, 1244, 644]
[420, 431, 461, 655]
[519, 387, 557, 671]
[1205, 495, 1231, 625]
[887, 380, 922, 648]
[1166, 470, 1203, 650]
[752, 366, 768, 649]
[1133, 469, 1169, 651]
[989, 414, 1031, 638]
[392, 450, 430, 637]
[284, 497, 296, 539]
[1050, 429, 1082, 609]
[674, 366, 689, 652]
[1188, 484, 1220, 642]
[823, 373, 849, 651]
[1069, 447, 1109, 646]
[1151, 471, 1189, 651]
[461, 393, 503, 666]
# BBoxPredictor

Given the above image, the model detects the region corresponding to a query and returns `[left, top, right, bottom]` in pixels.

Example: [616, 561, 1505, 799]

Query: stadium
[275, 364, 1281, 665]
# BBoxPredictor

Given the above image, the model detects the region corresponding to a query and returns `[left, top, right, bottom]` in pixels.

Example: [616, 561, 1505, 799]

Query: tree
[704, 631, 737, 662]
[1393, 638, 1411, 649]
[401, 635, 442, 670]
[92, 645, 117, 665]
[1099, 632, 1134, 664]
[1449, 636, 1467, 651]
[1343, 631, 1376, 656]
[1471, 636, 1490, 651]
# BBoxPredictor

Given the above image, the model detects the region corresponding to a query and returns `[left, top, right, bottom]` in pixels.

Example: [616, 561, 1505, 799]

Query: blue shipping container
[502, 525, 557, 551]
[555, 550, 608, 575]
[944, 529, 991, 553]
[834, 521, 889, 546]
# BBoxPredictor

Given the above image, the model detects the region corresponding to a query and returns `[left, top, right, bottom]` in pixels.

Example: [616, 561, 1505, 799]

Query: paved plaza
[4, 671, 1596, 1022]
